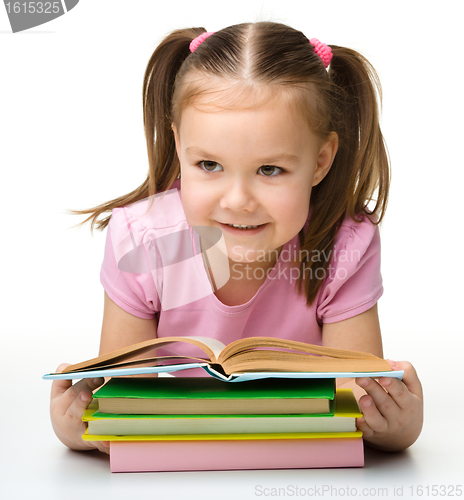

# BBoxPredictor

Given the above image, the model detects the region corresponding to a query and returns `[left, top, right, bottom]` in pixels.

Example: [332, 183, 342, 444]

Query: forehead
[180, 95, 308, 139]
[176, 90, 320, 160]
[174, 73, 309, 125]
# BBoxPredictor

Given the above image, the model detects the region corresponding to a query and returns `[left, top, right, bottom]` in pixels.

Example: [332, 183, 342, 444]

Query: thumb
[50, 363, 72, 400]
[398, 360, 423, 399]
[388, 360, 423, 399]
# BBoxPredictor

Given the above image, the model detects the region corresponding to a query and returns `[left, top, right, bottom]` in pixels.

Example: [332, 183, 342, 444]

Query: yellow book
[83, 389, 362, 440]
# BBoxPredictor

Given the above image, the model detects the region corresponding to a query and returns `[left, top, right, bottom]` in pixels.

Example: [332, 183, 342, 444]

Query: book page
[218, 337, 383, 364]
[61, 336, 227, 374]
[186, 337, 227, 359]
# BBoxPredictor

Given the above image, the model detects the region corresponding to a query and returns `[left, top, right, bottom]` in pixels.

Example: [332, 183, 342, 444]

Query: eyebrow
[185, 147, 300, 164]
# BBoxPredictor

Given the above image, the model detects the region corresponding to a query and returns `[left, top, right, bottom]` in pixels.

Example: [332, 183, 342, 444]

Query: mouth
[222, 223, 265, 230]
[218, 222, 269, 234]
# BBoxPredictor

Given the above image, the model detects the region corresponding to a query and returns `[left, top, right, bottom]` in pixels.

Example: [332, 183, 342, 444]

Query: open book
[43, 336, 403, 382]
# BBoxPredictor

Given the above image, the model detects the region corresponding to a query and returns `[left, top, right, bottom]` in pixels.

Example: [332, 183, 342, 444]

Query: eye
[199, 161, 223, 172]
[258, 165, 282, 177]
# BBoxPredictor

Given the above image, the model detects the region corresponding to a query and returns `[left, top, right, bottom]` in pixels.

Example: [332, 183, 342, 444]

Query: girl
[50, 22, 423, 455]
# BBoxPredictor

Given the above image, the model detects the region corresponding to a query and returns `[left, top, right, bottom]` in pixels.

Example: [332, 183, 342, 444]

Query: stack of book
[44, 335, 402, 472]
[82, 376, 364, 472]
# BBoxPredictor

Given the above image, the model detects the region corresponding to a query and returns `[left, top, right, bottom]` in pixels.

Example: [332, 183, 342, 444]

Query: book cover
[83, 428, 363, 441]
[93, 376, 335, 415]
[43, 364, 404, 381]
[109, 437, 364, 472]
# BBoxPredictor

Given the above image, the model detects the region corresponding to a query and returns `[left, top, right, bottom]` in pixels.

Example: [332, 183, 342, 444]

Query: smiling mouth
[222, 223, 267, 230]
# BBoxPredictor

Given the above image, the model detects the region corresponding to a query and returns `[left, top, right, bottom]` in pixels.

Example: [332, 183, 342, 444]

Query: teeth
[227, 224, 260, 229]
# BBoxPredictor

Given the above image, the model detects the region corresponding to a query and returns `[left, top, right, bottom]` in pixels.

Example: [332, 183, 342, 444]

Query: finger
[356, 377, 398, 420]
[393, 361, 423, 399]
[98, 441, 110, 455]
[85, 439, 110, 455]
[356, 377, 394, 416]
[356, 416, 375, 439]
[56, 363, 71, 373]
[63, 389, 94, 423]
[358, 394, 388, 433]
[56, 378, 104, 413]
[50, 391, 92, 448]
[50, 363, 73, 400]
[50, 377, 73, 401]
[378, 377, 411, 410]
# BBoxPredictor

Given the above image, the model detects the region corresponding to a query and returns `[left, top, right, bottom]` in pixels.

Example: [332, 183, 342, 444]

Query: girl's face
[173, 91, 337, 268]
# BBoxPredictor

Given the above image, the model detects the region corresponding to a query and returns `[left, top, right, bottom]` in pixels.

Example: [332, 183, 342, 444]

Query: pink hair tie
[189, 31, 215, 53]
[309, 38, 333, 68]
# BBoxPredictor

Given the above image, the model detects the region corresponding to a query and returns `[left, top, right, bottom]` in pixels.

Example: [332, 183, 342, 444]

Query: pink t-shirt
[100, 181, 383, 373]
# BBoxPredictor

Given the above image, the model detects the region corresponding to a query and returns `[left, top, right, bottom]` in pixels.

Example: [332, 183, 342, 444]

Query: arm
[50, 292, 158, 453]
[322, 304, 423, 452]
[98, 291, 158, 356]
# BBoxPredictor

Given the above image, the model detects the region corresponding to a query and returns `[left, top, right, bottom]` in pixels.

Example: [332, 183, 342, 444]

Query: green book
[93, 377, 335, 415]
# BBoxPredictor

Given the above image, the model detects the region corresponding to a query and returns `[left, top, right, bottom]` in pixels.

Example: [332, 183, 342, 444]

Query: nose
[219, 177, 258, 213]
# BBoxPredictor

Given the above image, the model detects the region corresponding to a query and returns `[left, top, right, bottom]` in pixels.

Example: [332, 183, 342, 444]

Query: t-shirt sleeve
[316, 215, 383, 324]
[100, 208, 159, 319]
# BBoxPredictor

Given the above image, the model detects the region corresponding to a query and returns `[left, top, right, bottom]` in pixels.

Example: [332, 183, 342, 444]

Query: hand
[50, 363, 110, 454]
[355, 360, 423, 452]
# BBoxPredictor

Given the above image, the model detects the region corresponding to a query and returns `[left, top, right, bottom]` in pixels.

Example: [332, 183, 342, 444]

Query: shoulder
[333, 211, 381, 259]
[317, 210, 382, 289]
[109, 180, 186, 246]
[316, 211, 383, 324]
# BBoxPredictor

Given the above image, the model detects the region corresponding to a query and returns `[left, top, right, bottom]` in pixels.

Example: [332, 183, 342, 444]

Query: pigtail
[299, 45, 390, 305]
[143, 28, 206, 195]
[328, 46, 390, 223]
[68, 28, 205, 232]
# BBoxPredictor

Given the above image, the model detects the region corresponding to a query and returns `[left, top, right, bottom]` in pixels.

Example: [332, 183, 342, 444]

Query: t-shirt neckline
[190, 228, 298, 314]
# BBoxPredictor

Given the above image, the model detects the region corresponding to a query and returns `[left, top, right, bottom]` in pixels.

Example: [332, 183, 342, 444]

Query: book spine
[110, 437, 364, 472]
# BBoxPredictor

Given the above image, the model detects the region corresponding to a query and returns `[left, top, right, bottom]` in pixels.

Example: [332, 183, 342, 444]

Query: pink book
[110, 437, 364, 472]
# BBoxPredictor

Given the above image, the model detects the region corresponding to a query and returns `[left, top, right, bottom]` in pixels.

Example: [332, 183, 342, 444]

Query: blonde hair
[73, 22, 390, 305]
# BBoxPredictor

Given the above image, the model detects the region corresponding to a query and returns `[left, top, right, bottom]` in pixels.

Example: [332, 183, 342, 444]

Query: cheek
[274, 185, 311, 229]
[179, 179, 195, 222]
[180, 179, 211, 225]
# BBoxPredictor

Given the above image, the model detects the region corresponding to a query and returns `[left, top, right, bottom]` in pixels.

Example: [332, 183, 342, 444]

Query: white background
[1, 1, 463, 498]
